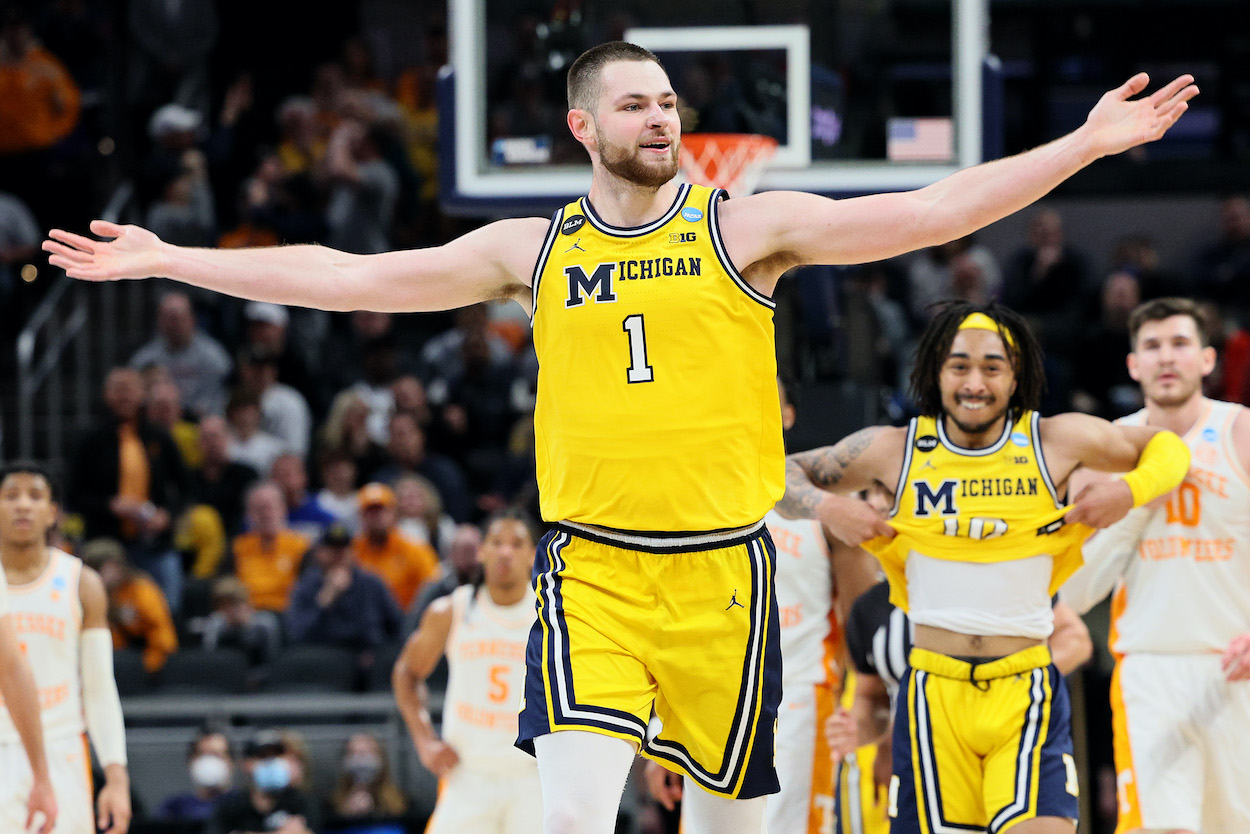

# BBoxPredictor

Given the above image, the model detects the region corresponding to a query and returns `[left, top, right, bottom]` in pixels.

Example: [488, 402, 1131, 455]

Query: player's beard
[596, 126, 679, 189]
[945, 398, 1010, 439]
[1148, 372, 1202, 408]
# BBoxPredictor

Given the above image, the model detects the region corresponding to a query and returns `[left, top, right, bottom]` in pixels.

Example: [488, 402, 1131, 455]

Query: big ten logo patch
[668, 231, 697, 243]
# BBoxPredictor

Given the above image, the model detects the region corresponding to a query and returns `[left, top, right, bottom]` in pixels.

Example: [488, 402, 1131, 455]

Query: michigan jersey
[531, 184, 782, 531]
[866, 411, 1090, 612]
[0, 549, 83, 742]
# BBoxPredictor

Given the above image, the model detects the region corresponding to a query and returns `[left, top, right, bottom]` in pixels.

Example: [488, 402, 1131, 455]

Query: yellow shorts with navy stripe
[835, 672, 892, 834]
[889, 646, 1079, 834]
[517, 521, 783, 799]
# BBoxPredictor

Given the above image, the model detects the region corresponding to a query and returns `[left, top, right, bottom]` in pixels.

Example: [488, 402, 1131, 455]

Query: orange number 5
[488, 665, 510, 703]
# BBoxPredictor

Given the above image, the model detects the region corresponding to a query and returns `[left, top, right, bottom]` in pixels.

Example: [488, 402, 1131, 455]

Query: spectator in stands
[0, 4, 80, 162]
[286, 523, 402, 673]
[224, 389, 287, 477]
[237, 346, 312, 459]
[406, 523, 482, 633]
[316, 450, 360, 531]
[321, 310, 415, 404]
[81, 537, 178, 674]
[1002, 208, 1090, 354]
[353, 483, 440, 610]
[373, 411, 472, 523]
[271, 453, 336, 542]
[230, 481, 308, 614]
[905, 235, 1001, 322]
[207, 728, 319, 834]
[190, 414, 258, 537]
[419, 303, 512, 390]
[318, 388, 381, 476]
[346, 334, 402, 445]
[200, 576, 282, 688]
[1192, 194, 1250, 310]
[129, 290, 233, 418]
[1110, 233, 1183, 300]
[144, 143, 217, 248]
[1197, 299, 1250, 405]
[241, 301, 318, 409]
[278, 729, 314, 791]
[394, 473, 455, 557]
[322, 117, 399, 255]
[325, 731, 409, 830]
[0, 189, 39, 319]
[125, 0, 216, 118]
[1070, 270, 1144, 418]
[69, 366, 188, 612]
[145, 378, 202, 470]
[156, 725, 236, 823]
[391, 373, 434, 428]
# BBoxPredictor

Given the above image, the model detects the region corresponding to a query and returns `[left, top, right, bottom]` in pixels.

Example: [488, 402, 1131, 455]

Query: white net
[678, 133, 779, 197]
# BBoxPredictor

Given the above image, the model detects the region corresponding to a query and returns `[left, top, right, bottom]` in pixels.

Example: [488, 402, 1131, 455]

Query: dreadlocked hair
[908, 300, 1046, 417]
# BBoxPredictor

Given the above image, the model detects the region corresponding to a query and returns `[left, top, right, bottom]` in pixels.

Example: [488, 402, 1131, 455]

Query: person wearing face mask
[205, 729, 320, 834]
[324, 732, 408, 830]
[156, 727, 235, 823]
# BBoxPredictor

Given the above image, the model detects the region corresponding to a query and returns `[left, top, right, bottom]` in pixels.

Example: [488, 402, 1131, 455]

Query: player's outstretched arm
[43, 217, 550, 314]
[0, 612, 58, 834]
[392, 598, 459, 777]
[79, 567, 132, 834]
[778, 426, 901, 546]
[1045, 413, 1190, 529]
[732, 73, 1197, 270]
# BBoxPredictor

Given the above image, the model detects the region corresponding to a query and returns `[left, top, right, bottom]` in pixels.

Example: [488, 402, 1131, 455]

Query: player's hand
[818, 494, 895, 547]
[43, 221, 168, 283]
[96, 777, 132, 834]
[643, 760, 683, 812]
[1222, 633, 1250, 682]
[1080, 73, 1198, 159]
[1064, 480, 1135, 529]
[872, 738, 893, 797]
[26, 774, 57, 834]
[416, 738, 460, 778]
[825, 706, 858, 762]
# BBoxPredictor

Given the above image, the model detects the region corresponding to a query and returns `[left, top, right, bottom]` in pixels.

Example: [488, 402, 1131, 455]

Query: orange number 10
[1164, 482, 1201, 527]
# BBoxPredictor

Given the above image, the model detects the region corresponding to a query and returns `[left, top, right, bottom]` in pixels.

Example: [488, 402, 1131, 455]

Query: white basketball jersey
[766, 510, 838, 687]
[441, 584, 536, 774]
[0, 549, 84, 742]
[1112, 400, 1250, 654]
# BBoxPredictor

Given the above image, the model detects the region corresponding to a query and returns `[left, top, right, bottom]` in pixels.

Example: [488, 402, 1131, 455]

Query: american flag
[886, 118, 954, 162]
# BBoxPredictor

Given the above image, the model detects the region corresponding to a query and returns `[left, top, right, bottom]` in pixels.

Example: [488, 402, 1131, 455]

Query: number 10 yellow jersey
[531, 184, 782, 532]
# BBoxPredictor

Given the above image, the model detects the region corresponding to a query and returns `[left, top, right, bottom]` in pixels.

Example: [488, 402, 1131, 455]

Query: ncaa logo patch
[1011, 432, 1029, 447]
[915, 435, 938, 452]
[1202, 427, 1217, 443]
[681, 207, 703, 222]
[52, 576, 67, 590]
[561, 215, 586, 235]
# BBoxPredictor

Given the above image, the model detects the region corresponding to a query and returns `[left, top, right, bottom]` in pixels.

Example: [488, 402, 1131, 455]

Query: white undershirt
[906, 551, 1055, 640]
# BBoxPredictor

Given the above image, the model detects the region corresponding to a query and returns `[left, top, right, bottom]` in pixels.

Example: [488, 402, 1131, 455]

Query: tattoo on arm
[778, 427, 882, 519]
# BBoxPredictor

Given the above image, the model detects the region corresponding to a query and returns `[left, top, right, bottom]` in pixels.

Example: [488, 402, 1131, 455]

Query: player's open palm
[1083, 73, 1198, 158]
[825, 706, 857, 762]
[25, 775, 57, 834]
[417, 738, 460, 777]
[43, 221, 165, 283]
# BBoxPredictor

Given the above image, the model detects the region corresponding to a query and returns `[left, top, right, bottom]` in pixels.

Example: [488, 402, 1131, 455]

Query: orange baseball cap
[357, 482, 397, 509]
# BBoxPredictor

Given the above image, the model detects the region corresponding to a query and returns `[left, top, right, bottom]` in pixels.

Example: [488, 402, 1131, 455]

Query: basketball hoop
[678, 133, 779, 198]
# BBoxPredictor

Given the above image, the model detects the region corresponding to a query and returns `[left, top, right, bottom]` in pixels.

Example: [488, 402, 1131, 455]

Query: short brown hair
[1127, 297, 1210, 349]
[567, 41, 665, 112]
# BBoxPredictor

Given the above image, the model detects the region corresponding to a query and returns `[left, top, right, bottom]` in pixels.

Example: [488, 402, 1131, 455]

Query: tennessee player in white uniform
[394, 511, 541, 834]
[0, 462, 131, 834]
[1062, 298, 1250, 834]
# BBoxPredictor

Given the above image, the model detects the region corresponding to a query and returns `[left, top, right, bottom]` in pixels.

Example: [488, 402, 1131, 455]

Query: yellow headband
[958, 312, 1016, 349]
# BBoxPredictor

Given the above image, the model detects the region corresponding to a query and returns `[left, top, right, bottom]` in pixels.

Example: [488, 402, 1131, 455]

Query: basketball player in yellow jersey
[1061, 297, 1250, 833]
[46, 41, 1196, 834]
[0, 462, 132, 834]
[778, 301, 1191, 834]
[0, 545, 58, 833]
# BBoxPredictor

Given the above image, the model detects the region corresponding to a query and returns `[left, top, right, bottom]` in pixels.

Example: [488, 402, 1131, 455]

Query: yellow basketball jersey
[865, 410, 1090, 611]
[531, 183, 782, 531]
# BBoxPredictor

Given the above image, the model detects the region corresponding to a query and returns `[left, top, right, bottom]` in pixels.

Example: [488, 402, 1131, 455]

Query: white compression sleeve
[80, 628, 127, 767]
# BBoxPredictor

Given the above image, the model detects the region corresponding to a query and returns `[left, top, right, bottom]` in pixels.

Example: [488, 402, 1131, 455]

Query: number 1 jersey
[531, 183, 782, 531]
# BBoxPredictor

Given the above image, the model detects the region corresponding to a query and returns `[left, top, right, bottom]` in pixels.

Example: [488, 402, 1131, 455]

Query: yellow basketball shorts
[835, 742, 893, 834]
[516, 521, 783, 799]
[889, 646, 1079, 834]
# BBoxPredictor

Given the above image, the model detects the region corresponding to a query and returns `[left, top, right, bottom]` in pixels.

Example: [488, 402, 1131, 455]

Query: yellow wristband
[1120, 430, 1191, 507]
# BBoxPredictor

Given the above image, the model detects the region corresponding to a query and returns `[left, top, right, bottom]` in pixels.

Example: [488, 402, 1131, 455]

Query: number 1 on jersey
[623, 314, 654, 383]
